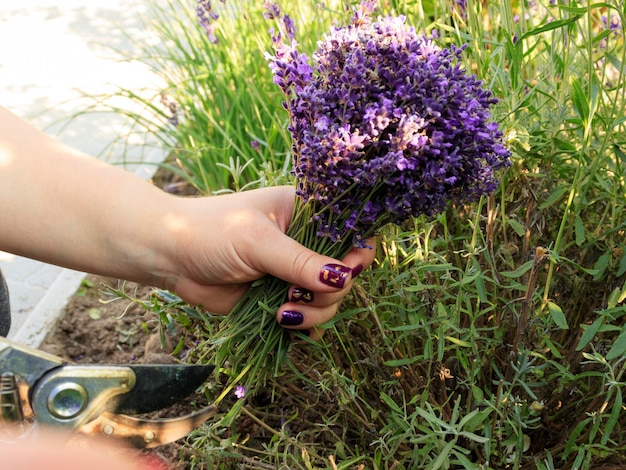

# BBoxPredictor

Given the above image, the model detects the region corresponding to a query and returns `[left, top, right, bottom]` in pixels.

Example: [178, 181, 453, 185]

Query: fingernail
[290, 287, 314, 303]
[352, 264, 364, 278]
[319, 263, 351, 288]
[280, 310, 304, 326]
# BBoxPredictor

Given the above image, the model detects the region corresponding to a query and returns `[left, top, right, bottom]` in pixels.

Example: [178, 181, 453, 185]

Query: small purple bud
[234, 385, 246, 399]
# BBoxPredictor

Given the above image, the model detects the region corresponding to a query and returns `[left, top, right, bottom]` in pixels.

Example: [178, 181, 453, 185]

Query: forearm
[0, 106, 176, 288]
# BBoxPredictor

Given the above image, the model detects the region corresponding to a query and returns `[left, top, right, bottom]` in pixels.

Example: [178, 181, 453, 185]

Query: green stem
[207, 195, 370, 392]
[542, 154, 584, 304]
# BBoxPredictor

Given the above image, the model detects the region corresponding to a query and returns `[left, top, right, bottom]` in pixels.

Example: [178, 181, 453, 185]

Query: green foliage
[107, 0, 626, 468]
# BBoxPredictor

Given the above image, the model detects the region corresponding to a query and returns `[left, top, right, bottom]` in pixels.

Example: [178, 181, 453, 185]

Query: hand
[0, 431, 162, 470]
[0, 106, 376, 333]
[162, 186, 376, 332]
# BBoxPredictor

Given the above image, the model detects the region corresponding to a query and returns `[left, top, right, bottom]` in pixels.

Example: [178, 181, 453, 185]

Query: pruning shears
[0, 336, 216, 448]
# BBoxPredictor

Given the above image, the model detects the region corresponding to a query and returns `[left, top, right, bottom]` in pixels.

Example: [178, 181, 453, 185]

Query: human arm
[0, 106, 375, 327]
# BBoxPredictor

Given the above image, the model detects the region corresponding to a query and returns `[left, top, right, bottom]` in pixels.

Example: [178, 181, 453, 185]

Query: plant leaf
[429, 438, 455, 469]
[617, 254, 626, 278]
[575, 215, 585, 246]
[383, 356, 420, 367]
[576, 317, 604, 351]
[445, 336, 472, 347]
[570, 77, 589, 123]
[519, 15, 582, 42]
[601, 387, 622, 445]
[592, 253, 610, 281]
[539, 186, 568, 209]
[606, 324, 626, 360]
[380, 392, 403, 414]
[500, 260, 534, 279]
[547, 301, 568, 330]
[508, 218, 527, 237]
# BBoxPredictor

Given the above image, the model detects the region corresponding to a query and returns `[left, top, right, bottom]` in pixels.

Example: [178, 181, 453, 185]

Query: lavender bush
[208, 1, 510, 394]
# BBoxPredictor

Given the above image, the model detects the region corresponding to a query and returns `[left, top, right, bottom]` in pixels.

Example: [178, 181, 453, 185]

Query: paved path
[0, 0, 168, 346]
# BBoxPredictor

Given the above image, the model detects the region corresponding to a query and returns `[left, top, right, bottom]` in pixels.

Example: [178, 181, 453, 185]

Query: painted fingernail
[290, 287, 314, 303]
[352, 264, 364, 278]
[319, 263, 352, 288]
[280, 310, 304, 326]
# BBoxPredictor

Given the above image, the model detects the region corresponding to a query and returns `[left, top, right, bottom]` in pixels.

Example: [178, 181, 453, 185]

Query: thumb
[257, 234, 354, 292]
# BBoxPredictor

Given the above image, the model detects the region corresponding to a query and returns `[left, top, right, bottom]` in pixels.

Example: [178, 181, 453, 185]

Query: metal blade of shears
[105, 364, 215, 415]
[79, 406, 217, 448]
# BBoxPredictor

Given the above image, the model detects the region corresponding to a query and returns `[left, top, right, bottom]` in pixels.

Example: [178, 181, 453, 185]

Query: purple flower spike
[268, 1, 511, 245]
[197, 0, 220, 44]
[263, 1, 281, 20]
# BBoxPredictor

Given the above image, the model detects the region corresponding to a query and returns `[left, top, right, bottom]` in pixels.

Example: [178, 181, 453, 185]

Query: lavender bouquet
[209, 1, 510, 391]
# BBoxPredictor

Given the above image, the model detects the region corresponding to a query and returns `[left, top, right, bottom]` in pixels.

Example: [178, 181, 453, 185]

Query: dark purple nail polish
[290, 287, 314, 303]
[352, 264, 364, 278]
[280, 310, 304, 326]
[319, 263, 352, 288]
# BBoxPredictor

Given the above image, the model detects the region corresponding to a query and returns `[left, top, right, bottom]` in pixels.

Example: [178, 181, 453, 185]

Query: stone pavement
[0, 0, 168, 346]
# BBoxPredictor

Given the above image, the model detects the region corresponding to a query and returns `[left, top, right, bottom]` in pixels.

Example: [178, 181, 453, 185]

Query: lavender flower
[602, 14, 622, 33]
[269, 8, 510, 246]
[197, 0, 220, 44]
[234, 385, 246, 399]
[264, 1, 296, 41]
[263, 1, 281, 20]
[351, 0, 377, 25]
[451, 0, 467, 18]
[160, 94, 180, 127]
